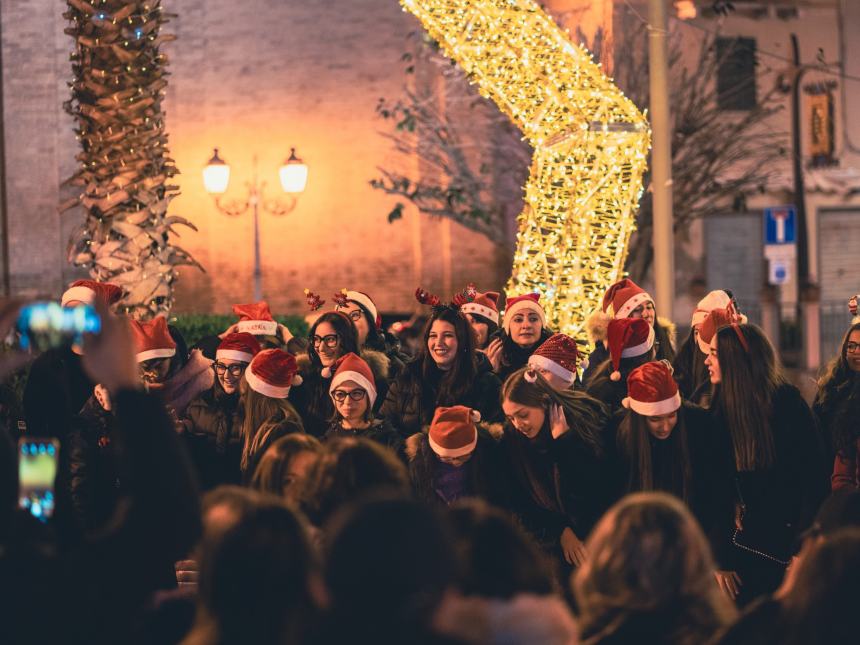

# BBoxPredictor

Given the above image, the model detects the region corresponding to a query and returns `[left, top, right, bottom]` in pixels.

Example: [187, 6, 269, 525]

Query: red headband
[731, 323, 749, 353]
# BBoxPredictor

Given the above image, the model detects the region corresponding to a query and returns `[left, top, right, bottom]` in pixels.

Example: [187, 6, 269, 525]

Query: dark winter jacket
[405, 427, 510, 506]
[614, 402, 736, 565]
[325, 418, 404, 457]
[23, 346, 94, 438]
[491, 328, 553, 383]
[380, 357, 502, 438]
[711, 384, 830, 570]
[181, 383, 243, 490]
[291, 349, 391, 438]
[500, 409, 616, 549]
[812, 373, 860, 478]
[63, 396, 121, 534]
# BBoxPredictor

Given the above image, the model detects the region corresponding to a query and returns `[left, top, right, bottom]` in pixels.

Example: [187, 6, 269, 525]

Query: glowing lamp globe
[279, 148, 308, 194]
[203, 148, 230, 194]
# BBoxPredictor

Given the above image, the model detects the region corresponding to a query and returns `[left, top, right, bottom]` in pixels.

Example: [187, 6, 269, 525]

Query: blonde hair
[240, 378, 303, 472]
[573, 492, 735, 645]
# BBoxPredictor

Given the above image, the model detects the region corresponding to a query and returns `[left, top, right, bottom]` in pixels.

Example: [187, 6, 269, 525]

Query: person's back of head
[194, 495, 318, 645]
[250, 433, 322, 501]
[323, 495, 457, 640]
[302, 437, 409, 525]
[574, 492, 735, 645]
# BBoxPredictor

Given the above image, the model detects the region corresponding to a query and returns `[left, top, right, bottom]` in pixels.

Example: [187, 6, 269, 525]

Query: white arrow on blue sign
[764, 205, 796, 245]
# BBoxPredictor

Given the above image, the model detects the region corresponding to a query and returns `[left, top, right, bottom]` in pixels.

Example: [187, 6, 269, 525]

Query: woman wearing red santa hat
[483, 293, 553, 383]
[323, 352, 402, 455]
[380, 289, 502, 438]
[452, 284, 501, 351]
[334, 288, 407, 376]
[405, 405, 509, 507]
[586, 318, 656, 413]
[615, 361, 735, 568]
[499, 367, 614, 581]
[704, 322, 829, 605]
[292, 292, 391, 438]
[583, 278, 675, 386]
[181, 332, 261, 489]
[240, 348, 305, 482]
[527, 333, 584, 391]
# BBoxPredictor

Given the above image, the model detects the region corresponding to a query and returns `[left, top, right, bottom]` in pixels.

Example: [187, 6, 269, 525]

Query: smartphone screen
[16, 302, 101, 352]
[18, 438, 60, 521]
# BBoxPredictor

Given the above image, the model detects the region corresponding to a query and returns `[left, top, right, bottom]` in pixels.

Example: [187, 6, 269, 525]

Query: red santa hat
[607, 318, 655, 382]
[453, 285, 500, 325]
[428, 405, 480, 458]
[622, 361, 682, 416]
[61, 280, 123, 308]
[602, 278, 654, 319]
[335, 290, 382, 329]
[130, 316, 176, 363]
[502, 293, 545, 332]
[696, 307, 741, 355]
[328, 352, 378, 408]
[691, 290, 747, 328]
[232, 301, 278, 336]
[245, 348, 303, 399]
[216, 332, 261, 363]
[527, 333, 581, 387]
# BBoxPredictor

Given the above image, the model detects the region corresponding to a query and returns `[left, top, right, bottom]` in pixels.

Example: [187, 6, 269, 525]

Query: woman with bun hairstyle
[499, 367, 614, 572]
[291, 292, 390, 438]
[586, 318, 656, 413]
[584, 278, 675, 386]
[704, 322, 829, 604]
[484, 293, 553, 382]
[240, 348, 305, 482]
[452, 284, 501, 351]
[615, 361, 735, 559]
[380, 288, 502, 437]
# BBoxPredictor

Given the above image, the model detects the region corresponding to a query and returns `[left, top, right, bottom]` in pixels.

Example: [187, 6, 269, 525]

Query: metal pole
[790, 34, 810, 288]
[648, 0, 675, 319]
[251, 155, 262, 301]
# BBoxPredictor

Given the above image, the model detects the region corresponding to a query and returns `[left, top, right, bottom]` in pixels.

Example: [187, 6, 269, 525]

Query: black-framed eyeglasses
[847, 342, 860, 353]
[213, 362, 247, 377]
[331, 388, 367, 402]
[344, 310, 363, 322]
[312, 334, 340, 349]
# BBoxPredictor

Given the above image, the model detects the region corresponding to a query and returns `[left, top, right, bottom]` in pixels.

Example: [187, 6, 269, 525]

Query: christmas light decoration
[400, 0, 650, 339]
[62, 0, 200, 319]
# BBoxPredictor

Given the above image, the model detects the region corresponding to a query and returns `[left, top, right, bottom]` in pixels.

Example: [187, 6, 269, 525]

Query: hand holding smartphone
[15, 301, 101, 352]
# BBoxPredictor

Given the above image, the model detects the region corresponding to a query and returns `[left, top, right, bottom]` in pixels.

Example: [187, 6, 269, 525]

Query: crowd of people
[1, 277, 859, 645]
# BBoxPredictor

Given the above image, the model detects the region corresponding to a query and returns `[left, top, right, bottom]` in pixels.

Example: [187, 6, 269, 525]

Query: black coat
[711, 384, 830, 575]
[181, 384, 243, 490]
[406, 428, 510, 506]
[491, 328, 553, 383]
[23, 346, 94, 438]
[380, 358, 502, 438]
[325, 417, 404, 455]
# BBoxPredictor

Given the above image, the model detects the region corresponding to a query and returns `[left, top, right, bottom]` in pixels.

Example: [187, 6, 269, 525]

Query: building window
[716, 37, 757, 111]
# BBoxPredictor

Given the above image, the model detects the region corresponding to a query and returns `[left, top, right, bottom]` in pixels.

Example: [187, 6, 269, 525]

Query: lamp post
[203, 148, 308, 301]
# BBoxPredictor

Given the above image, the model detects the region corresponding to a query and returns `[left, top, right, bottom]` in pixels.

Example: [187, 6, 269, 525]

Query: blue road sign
[764, 205, 796, 245]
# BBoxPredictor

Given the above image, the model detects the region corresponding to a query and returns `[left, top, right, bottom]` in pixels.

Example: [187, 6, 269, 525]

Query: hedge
[168, 313, 309, 347]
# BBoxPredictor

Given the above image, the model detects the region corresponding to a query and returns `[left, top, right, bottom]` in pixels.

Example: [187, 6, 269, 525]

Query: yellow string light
[400, 0, 650, 340]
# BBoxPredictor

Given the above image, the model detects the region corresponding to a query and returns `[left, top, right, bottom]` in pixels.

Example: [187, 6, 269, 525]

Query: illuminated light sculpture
[400, 0, 651, 340]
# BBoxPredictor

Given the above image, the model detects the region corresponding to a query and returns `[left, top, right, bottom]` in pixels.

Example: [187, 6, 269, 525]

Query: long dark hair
[617, 408, 692, 503]
[466, 312, 499, 350]
[653, 320, 676, 363]
[307, 312, 360, 370]
[672, 329, 708, 399]
[815, 322, 860, 454]
[712, 323, 786, 471]
[418, 306, 479, 405]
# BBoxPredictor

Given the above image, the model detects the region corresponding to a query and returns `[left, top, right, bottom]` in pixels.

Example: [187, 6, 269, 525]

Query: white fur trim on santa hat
[623, 391, 682, 417]
[245, 368, 292, 399]
[620, 324, 656, 359]
[460, 302, 499, 324]
[428, 432, 478, 459]
[330, 370, 377, 407]
[136, 347, 176, 363]
[614, 291, 654, 319]
[61, 286, 96, 307]
[237, 320, 278, 336]
[340, 291, 378, 324]
[503, 300, 545, 332]
[215, 349, 254, 363]
[527, 355, 576, 385]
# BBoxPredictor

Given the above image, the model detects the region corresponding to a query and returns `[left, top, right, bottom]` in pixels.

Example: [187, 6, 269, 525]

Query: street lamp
[203, 148, 309, 301]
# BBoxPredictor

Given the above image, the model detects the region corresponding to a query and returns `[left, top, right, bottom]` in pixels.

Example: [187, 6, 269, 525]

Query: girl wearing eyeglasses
[334, 289, 408, 377]
[813, 321, 860, 491]
[292, 311, 391, 438]
[323, 353, 402, 455]
[704, 323, 829, 605]
[181, 333, 261, 489]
